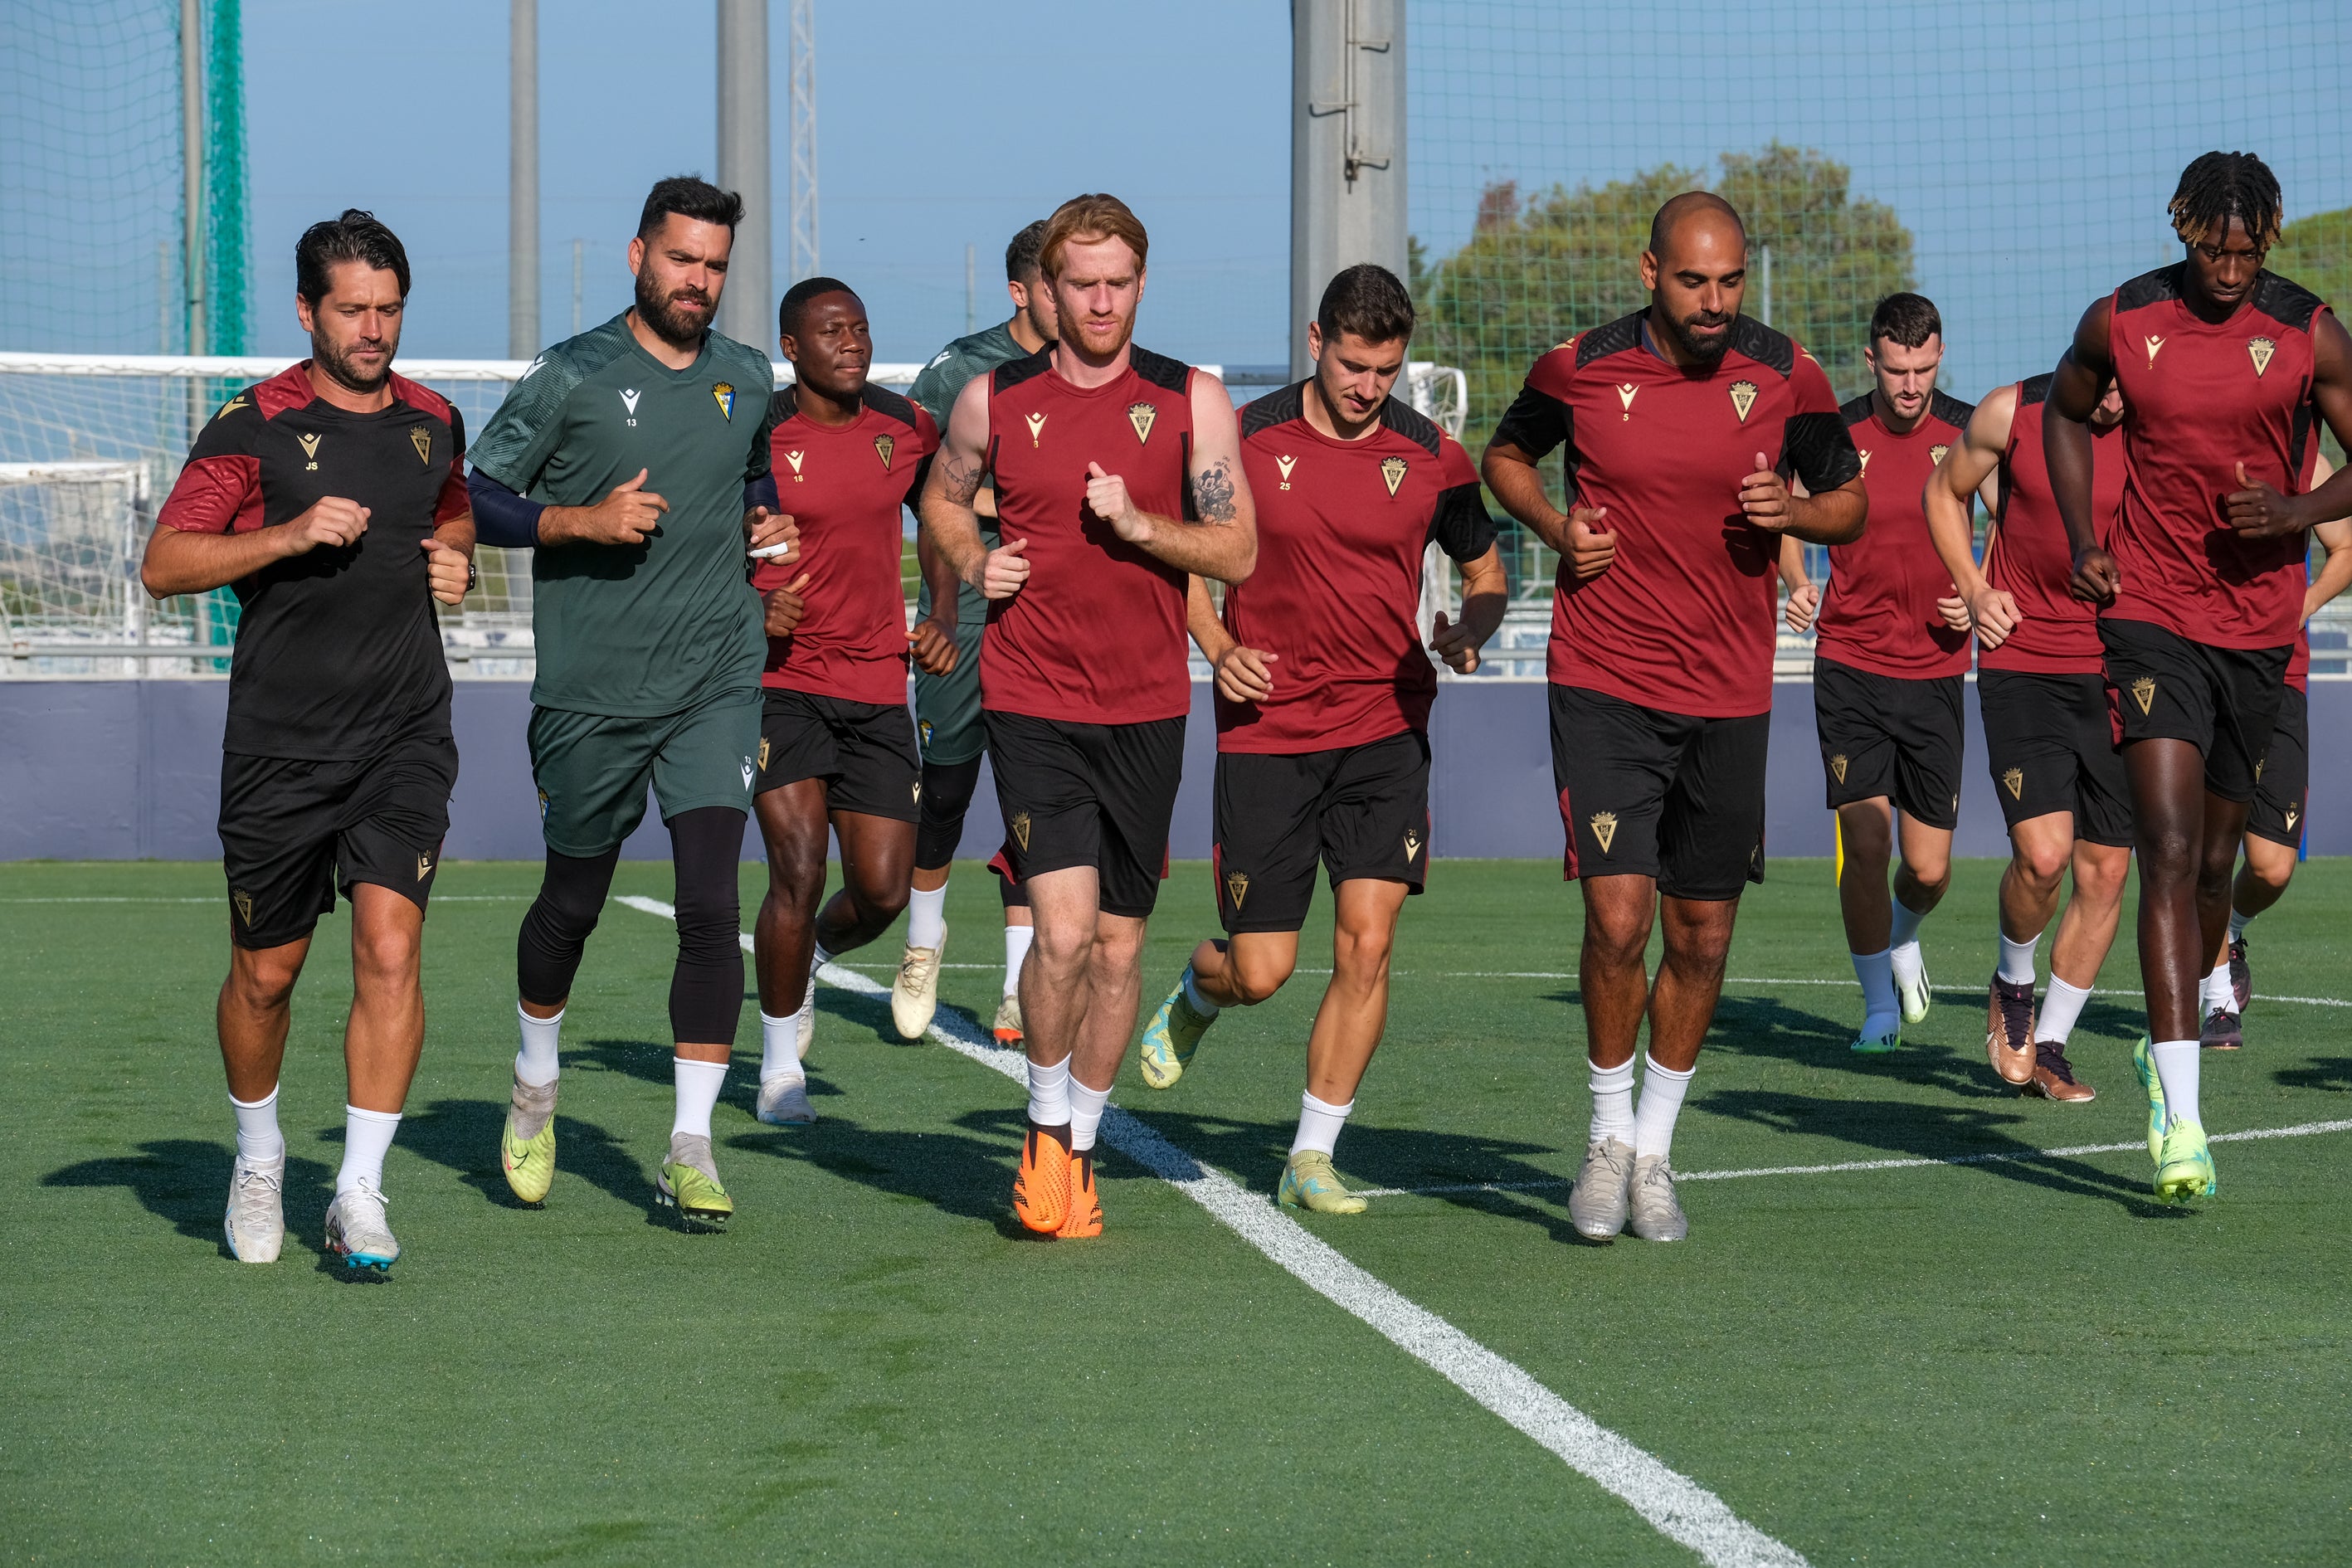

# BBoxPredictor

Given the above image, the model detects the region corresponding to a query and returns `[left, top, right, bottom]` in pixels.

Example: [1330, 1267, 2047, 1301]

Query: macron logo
[519, 354, 547, 381]
[620, 388, 642, 416]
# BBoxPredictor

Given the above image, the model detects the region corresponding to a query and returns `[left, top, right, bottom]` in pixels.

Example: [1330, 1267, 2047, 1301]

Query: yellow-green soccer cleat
[1848, 1029, 1901, 1054]
[2131, 1035, 2166, 1164]
[2155, 1117, 2217, 1204]
[656, 1133, 734, 1230]
[1137, 969, 1217, 1090]
[1278, 1151, 1366, 1215]
[500, 1076, 558, 1205]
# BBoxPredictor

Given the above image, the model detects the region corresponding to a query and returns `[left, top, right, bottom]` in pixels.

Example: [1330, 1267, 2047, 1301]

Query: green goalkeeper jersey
[470, 314, 779, 716]
[906, 319, 1030, 628]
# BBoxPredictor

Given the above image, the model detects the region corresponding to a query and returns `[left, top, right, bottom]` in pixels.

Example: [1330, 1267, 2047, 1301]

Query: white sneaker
[756, 1074, 816, 1126]
[891, 928, 945, 1040]
[223, 1152, 285, 1263]
[324, 1179, 401, 1272]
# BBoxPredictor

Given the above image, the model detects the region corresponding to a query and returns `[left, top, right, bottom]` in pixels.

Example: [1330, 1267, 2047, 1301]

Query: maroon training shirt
[1980, 374, 2127, 676]
[1814, 390, 1975, 679]
[1493, 313, 1860, 718]
[1220, 384, 1493, 753]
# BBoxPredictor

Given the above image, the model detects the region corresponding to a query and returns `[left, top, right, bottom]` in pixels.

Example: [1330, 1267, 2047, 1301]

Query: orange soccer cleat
[1013, 1123, 1073, 1234]
[1056, 1150, 1103, 1238]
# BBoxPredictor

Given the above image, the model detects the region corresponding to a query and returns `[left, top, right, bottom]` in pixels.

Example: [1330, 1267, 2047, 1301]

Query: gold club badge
[1127, 402, 1158, 445]
[874, 433, 895, 470]
[1728, 380, 1758, 422]
[1829, 754, 1849, 784]
[416, 853, 433, 881]
[1275, 454, 1298, 489]
[2003, 767, 2024, 800]
[1025, 411, 1047, 446]
[1010, 811, 1032, 851]
[2130, 676, 2156, 714]
[410, 427, 433, 465]
[1381, 455, 1408, 497]
[757, 738, 771, 772]
[1403, 828, 1423, 862]
[1588, 812, 1619, 854]
[1930, 444, 1950, 465]
[713, 381, 735, 420]
[232, 889, 255, 927]
[2248, 336, 2277, 377]
[1225, 869, 1250, 909]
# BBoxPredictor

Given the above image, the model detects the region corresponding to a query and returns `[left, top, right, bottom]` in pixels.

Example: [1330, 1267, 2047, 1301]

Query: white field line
[614, 894, 1806, 1568]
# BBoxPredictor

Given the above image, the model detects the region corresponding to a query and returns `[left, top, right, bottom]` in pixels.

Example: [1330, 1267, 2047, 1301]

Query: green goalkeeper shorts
[528, 685, 761, 856]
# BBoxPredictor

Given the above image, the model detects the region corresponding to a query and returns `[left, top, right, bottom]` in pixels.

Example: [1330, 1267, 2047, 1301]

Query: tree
[2272, 206, 2349, 463]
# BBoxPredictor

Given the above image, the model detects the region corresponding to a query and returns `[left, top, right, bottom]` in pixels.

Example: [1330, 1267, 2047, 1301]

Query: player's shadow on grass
[730, 1112, 1016, 1226]
[1704, 991, 2012, 1101]
[396, 1091, 666, 1215]
[1703, 1088, 2181, 1217]
[41, 1139, 336, 1254]
[568, 1035, 852, 1126]
[2274, 1056, 2352, 1094]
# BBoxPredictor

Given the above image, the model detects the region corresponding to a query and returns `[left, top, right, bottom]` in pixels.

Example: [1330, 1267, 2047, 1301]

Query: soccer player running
[1798, 294, 1975, 1053]
[745, 277, 943, 1125]
[142, 211, 475, 1269]
[894, 220, 1057, 1045]
[1133, 265, 1506, 1213]
[468, 177, 793, 1230]
[1484, 193, 1865, 1242]
[2045, 151, 2352, 1203]
[1926, 373, 2133, 1099]
[918, 193, 1255, 1238]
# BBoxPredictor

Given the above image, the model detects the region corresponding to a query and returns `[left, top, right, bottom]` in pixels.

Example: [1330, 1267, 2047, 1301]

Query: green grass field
[5, 855, 2350, 1565]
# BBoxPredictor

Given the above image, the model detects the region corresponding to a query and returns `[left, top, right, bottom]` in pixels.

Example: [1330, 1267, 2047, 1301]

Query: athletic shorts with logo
[528, 685, 760, 857]
[913, 619, 987, 767]
[2099, 618, 2288, 805]
[1977, 669, 2133, 847]
[986, 710, 1184, 919]
[1813, 655, 1965, 830]
[757, 687, 921, 821]
[1549, 684, 1768, 900]
[2247, 683, 2308, 847]
[218, 724, 456, 950]
[1213, 728, 1429, 935]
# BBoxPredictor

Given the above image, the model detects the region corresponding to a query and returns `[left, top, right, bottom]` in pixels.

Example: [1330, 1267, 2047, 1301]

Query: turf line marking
[613, 894, 1806, 1568]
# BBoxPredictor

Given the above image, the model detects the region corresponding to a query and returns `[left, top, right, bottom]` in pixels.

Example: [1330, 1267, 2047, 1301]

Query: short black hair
[778, 275, 859, 340]
[637, 174, 746, 241]
[295, 209, 410, 306]
[1316, 263, 1415, 346]
[1868, 292, 1942, 350]
[2169, 150, 2283, 249]
[1005, 220, 1049, 283]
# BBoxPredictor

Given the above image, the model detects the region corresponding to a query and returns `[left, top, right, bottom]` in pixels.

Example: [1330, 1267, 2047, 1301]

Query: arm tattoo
[940, 452, 983, 507]
[1192, 457, 1238, 523]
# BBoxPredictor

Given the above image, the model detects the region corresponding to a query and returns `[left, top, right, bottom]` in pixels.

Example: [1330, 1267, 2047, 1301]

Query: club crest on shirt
[2256, 757, 2266, 781]
[1728, 380, 1758, 423]
[1127, 402, 1158, 445]
[1930, 444, 1950, 465]
[537, 787, 549, 820]
[874, 433, 895, 470]
[1616, 382, 1638, 420]
[410, 427, 433, 465]
[757, 738, 771, 772]
[1025, 411, 1047, 447]
[1589, 812, 1619, 855]
[1225, 870, 1250, 910]
[1829, 753, 1849, 785]
[785, 450, 806, 481]
[2143, 336, 2165, 368]
[232, 889, 254, 928]
[2247, 336, 2277, 377]
[416, 852, 433, 882]
[713, 382, 735, 420]
[918, 718, 933, 747]
[1010, 811, 1032, 851]
[1403, 827, 1423, 862]
[1381, 455, 1409, 497]
[2130, 676, 2156, 714]
[297, 432, 322, 470]
[1275, 454, 1297, 489]
[2003, 767, 2024, 801]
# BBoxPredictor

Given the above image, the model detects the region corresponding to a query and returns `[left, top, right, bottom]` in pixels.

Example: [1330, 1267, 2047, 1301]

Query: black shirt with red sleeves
[1221, 383, 1493, 752]
[157, 363, 470, 760]
[1493, 313, 1859, 718]
[1814, 389, 1975, 679]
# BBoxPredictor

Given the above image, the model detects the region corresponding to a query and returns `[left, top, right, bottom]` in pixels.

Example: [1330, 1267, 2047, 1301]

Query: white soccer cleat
[223, 1152, 285, 1264]
[1895, 948, 1933, 1027]
[891, 929, 945, 1040]
[796, 971, 816, 1061]
[324, 1178, 401, 1272]
[756, 1075, 816, 1126]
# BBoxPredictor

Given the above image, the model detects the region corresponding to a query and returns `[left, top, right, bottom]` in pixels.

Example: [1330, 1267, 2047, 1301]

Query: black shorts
[755, 688, 921, 821]
[1549, 684, 1768, 901]
[1212, 729, 1430, 934]
[1813, 656, 1965, 830]
[217, 728, 457, 950]
[1977, 669, 2134, 848]
[2099, 618, 2289, 805]
[2247, 684, 2309, 847]
[986, 710, 1186, 919]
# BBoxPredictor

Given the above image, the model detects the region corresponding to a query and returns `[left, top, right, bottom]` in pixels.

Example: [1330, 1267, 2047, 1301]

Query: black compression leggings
[915, 755, 1029, 908]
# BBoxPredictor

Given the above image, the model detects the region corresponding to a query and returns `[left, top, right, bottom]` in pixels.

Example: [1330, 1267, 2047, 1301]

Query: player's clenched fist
[1739, 450, 1793, 530]
[744, 505, 799, 562]
[421, 538, 471, 605]
[1211, 643, 1278, 704]
[977, 535, 1030, 600]
[577, 468, 669, 545]
[763, 572, 814, 636]
[283, 496, 369, 554]
[1565, 504, 1615, 580]
[1083, 461, 1150, 543]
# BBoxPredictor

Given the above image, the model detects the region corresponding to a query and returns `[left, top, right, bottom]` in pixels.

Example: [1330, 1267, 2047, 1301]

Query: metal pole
[509, 0, 539, 358]
[715, 0, 773, 348]
[180, 0, 206, 357]
[1290, 0, 1405, 378]
[788, 0, 819, 284]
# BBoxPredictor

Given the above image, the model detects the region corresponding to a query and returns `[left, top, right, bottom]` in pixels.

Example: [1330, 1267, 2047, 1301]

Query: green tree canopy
[2272, 207, 2348, 463]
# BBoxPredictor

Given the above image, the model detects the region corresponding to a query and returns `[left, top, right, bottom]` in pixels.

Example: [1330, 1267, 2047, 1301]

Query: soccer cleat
[1626, 1156, 1688, 1242]
[656, 1133, 733, 1230]
[1056, 1150, 1103, 1237]
[992, 993, 1025, 1045]
[500, 1075, 558, 1205]
[1012, 1123, 1072, 1234]
[890, 932, 944, 1040]
[1848, 1028, 1901, 1054]
[222, 1152, 285, 1264]
[2131, 1035, 2166, 1164]
[755, 1075, 816, 1126]
[1278, 1150, 1367, 1215]
[324, 1179, 400, 1272]
[1896, 951, 1933, 1026]
[796, 972, 816, 1061]
[1985, 976, 2037, 1084]
[2199, 1007, 2243, 1051]
[1138, 971, 1216, 1090]
[2154, 1117, 2218, 1204]
[1567, 1137, 1634, 1242]
[2228, 936, 2251, 1013]
[2024, 1040, 2095, 1102]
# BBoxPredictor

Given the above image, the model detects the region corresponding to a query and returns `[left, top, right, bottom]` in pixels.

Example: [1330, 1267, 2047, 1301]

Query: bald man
[1483, 192, 1867, 1242]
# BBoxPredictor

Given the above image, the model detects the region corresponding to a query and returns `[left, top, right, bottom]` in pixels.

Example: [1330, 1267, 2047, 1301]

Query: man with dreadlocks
[2045, 150, 2352, 1203]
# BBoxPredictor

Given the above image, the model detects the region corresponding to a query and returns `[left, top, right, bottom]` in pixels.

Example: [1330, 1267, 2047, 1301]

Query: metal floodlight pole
[509, 0, 540, 358]
[180, 0, 206, 358]
[788, 0, 819, 284]
[716, 0, 774, 348]
[1290, 0, 1406, 379]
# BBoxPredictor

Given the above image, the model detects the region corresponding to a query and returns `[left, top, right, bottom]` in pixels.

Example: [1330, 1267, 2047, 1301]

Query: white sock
[2035, 976, 2092, 1045]
[516, 1003, 562, 1087]
[812, 939, 835, 972]
[1181, 965, 1221, 1017]
[2150, 1038, 2201, 1129]
[758, 1010, 804, 1084]
[2228, 908, 2253, 942]
[1290, 1091, 1354, 1158]
[1997, 930, 2040, 986]
[336, 1105, 401, 1195]
[230, 1086, 284, 1165]
[1890, 938, 1925, 991]
[907, 884, 947, 950]
[1025, 1055, 1071, 1127]
[1004, 923, 1034, 997]
[1588, 1057, 1635, 1147]
[1852, 948, 1899, 1035]
[1069, 1074, 1111, 1152]
[1632, 1054, 1695, 1161]
[1889, 892, 1928, 951]
[670, 1058, 728, 1140]
[2200, 961, 2233, 1016]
